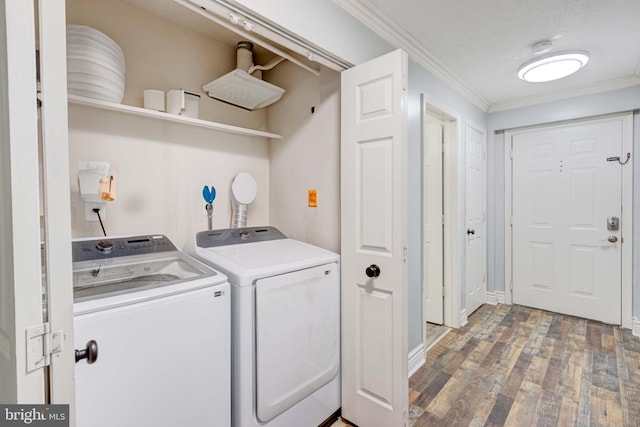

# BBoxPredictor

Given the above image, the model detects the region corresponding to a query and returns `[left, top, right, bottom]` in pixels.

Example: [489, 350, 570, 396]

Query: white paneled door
[1, 0, 75, 412]
[341, 49, 408, 427]
[424, 114, 444, 325]
[0, 0, 47, 403]
[465, 122, 487, 317]
[511, 118, 626, 324]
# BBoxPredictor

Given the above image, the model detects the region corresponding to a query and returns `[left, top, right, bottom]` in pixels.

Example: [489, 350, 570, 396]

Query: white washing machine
[72, 234, 230, 427]
[185, 227, 341, 427]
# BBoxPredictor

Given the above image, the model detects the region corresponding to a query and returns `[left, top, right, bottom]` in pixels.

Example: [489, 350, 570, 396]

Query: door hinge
[403, 246, 407, 263]
[26, 322, 63, 372]
[510, 150, 513, 160]
[403, 408, 408, 426]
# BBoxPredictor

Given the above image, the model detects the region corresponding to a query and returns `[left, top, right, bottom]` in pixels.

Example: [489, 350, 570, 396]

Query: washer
[72, 234, 230, 427]
[185, 226, 341, 427]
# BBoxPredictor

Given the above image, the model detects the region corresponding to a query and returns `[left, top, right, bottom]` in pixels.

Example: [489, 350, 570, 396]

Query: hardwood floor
[409, 304, 640, 426]
[426, 322, 451, 350]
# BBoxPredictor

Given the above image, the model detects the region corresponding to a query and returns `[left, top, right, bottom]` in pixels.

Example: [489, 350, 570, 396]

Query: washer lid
[190, 236, 339, 286]
[73, 235, 227, 303]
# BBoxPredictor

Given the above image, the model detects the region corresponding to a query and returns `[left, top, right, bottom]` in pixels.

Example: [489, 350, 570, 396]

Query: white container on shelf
[143, 90, 165, 111]
[166, 89, 200, 118]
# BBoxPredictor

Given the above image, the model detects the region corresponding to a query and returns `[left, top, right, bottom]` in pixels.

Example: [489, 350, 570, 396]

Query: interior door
[341, 49, 408, 427]
[37, 0, 76, 412]
[423, 113, 444, 324]
[0, 0, 47, 403]
[465, 122, 486, 316]
[0, 0, 75, 410]
[511, 117, 625, 324]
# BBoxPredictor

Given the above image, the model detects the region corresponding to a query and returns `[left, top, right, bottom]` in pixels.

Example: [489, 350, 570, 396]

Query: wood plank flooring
[409, 304, 640, 427]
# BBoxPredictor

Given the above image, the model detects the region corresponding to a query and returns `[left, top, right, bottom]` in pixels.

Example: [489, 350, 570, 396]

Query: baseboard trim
[486, 291, 497, 305]
[460, 309, 468, 327]
[486, 291, 507, 306]
[408, 343, 426, 378]
[633, 317, 640, 338]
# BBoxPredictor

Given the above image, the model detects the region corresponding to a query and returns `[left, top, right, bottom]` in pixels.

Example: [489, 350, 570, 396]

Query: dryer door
[255, 262, 340, 422]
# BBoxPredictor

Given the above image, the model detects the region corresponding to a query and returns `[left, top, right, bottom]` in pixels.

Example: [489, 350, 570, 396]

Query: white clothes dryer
[185, 227, 340, 427]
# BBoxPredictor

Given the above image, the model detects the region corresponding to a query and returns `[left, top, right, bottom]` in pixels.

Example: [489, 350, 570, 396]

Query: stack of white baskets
[66, 25, 125, 103]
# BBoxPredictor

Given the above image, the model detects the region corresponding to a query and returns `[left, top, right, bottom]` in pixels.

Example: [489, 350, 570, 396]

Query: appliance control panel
[72, 235, 177, 262]
[196, 226, 286, 248]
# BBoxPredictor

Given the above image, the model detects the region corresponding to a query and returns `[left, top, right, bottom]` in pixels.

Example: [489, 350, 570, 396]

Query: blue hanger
[202, 185, 216, 204]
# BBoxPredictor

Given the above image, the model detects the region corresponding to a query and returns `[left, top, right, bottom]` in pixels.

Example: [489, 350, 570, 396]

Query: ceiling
[337, 0, 640, 112]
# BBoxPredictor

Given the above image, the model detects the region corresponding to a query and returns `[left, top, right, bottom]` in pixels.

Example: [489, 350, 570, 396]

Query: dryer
[185, 226, 340, 427]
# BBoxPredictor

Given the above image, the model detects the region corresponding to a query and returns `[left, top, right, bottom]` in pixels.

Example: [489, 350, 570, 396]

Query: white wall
[67, 0, 271, 248]
[486, 85, 640, 317]
[68, 110, 270, 248]
[266, 61, 341, 253]
[408, 61, 487, 347]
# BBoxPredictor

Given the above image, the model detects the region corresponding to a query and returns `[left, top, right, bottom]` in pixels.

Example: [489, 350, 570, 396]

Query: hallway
[408, 304, 640, 426]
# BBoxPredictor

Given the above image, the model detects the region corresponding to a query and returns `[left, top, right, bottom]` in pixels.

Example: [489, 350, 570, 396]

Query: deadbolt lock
[607, 216, 619, 231]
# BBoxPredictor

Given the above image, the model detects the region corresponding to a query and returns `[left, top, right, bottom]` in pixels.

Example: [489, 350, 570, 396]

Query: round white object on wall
[231, 172, 257, 205]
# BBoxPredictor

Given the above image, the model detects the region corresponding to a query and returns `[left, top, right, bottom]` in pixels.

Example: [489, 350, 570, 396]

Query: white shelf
[67, 94, 283, 140]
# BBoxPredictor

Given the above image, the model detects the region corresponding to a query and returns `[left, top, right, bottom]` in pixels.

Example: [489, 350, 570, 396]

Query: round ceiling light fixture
[517, 50, 590, 82]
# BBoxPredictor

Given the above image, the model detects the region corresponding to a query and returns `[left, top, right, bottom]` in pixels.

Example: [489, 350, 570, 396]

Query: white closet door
[341, 49, 408, 427]
[0, 0, 47, 403]
[512, 118, 624, 324]
[465, 122, 486, 316]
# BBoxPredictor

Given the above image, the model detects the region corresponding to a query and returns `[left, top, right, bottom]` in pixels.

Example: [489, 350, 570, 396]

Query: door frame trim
[504, 113, 633, 329]
[420, 95, 463, 340]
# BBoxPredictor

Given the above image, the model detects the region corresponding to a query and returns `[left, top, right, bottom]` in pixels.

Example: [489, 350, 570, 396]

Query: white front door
[341, 49, 408, 427]
[511, 117, 628, 324]
[423, 113, 444, 324]
[465, 122, 486, 316]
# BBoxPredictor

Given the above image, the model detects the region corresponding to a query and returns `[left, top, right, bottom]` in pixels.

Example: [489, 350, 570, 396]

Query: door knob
[608, 235, 618, 243]
[365, 264, 381, 278]
[467, 229, 475, 235]
[75, 340, 98, 364]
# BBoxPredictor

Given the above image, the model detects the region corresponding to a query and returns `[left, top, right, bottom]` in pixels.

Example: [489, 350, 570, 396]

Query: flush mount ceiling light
[518, 50, 590, 83]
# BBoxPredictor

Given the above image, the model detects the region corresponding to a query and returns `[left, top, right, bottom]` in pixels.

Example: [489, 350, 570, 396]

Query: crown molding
[333, 0, 640, 114]
[332, 0, 491, 112]
[488, 75, 640, 113]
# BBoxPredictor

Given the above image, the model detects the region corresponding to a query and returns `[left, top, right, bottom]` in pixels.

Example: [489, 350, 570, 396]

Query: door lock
[607, 216, 619, 231]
